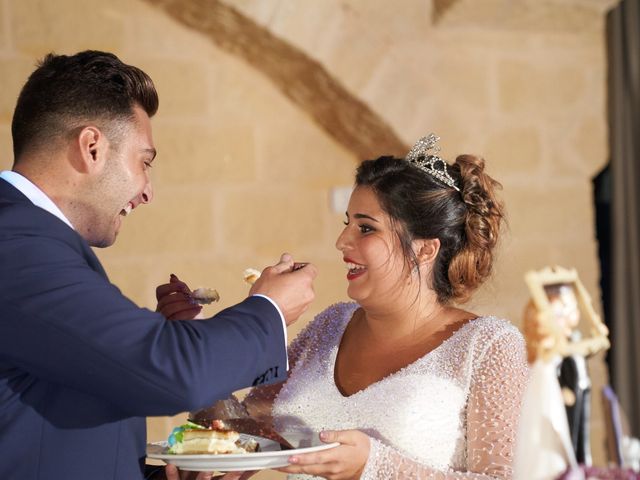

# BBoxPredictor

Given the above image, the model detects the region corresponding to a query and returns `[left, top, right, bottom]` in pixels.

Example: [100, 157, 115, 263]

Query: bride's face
[335, 186, 411, 307]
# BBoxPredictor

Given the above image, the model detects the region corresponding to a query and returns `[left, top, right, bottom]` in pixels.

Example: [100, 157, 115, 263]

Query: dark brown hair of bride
[355, 153, 505, 303]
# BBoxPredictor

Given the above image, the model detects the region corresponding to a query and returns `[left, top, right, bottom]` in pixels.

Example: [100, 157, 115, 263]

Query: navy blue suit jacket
[0, 180, 288, 479]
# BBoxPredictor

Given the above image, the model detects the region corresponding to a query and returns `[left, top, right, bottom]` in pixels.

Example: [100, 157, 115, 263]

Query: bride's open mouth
[345, 260, 367, 280]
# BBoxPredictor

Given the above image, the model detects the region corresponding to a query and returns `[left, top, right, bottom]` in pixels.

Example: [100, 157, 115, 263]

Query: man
[0, 50, 316, 480]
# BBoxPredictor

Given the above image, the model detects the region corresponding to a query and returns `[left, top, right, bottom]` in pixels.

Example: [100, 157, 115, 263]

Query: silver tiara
[405, 133, 460, 191]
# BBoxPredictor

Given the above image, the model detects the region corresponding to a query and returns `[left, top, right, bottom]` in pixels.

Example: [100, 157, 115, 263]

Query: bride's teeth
[345, 262, 365, 271]
[122, 204, 133, 216]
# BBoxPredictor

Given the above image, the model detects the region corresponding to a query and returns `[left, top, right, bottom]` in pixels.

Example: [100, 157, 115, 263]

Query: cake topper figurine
[515, 265, 610, 479]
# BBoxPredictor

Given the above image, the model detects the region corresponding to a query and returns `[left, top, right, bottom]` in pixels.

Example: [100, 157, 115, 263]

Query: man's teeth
[121, 204, 133, 216]
[345, 262, 366, 272]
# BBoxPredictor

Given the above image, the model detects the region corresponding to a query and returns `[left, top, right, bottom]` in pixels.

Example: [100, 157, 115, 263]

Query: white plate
[147, 434, 339, 472]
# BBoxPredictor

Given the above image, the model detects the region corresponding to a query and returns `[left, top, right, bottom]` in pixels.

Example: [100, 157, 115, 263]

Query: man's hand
[213, 473, 256, 480]
[250, 253, 317, 326]
[165, 465, 254, 480]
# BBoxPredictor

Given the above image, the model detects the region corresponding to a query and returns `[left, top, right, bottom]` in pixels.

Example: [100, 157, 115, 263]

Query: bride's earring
[406, 263, 419, 283]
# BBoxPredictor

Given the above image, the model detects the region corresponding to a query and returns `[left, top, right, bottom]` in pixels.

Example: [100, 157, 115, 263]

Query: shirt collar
[0, 170, 75, 229]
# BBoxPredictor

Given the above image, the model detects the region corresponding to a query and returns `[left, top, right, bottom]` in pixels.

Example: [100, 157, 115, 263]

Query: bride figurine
[516, 267, 610, 480]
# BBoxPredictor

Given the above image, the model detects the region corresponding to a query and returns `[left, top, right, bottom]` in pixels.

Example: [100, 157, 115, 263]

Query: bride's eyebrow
[353, 213, 380, 223]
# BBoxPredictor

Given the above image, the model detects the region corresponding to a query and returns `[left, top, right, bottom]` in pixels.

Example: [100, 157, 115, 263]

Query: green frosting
[167, 421, 205, 453]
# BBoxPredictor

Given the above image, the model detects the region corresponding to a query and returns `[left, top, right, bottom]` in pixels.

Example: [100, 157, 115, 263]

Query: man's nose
[141, 182, 153, 204]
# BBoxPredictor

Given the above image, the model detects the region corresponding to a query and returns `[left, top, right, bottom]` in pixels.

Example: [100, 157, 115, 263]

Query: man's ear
[75, 126, 106, 173]
[415, 238, 441, 266]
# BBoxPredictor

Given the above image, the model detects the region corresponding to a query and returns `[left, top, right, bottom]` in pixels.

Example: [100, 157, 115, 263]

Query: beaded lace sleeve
[361, 328, 529, 480]
[242, 312, 329, 423]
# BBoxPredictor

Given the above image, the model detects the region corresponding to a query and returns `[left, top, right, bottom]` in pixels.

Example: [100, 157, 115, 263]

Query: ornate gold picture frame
[523, 265, 609, 362]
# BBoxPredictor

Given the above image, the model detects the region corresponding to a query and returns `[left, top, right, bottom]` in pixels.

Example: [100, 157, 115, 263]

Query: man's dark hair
[11, 50, 159, 161]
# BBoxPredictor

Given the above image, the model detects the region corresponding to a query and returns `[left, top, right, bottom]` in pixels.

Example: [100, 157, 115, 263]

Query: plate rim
[146, 437, 339, 462]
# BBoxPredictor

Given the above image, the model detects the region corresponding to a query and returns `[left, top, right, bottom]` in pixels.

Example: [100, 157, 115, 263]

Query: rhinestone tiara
[405, 133, 460, 191]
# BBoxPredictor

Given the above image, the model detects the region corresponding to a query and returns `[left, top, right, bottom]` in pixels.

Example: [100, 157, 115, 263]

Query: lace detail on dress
[243, 306, 337, 423]
[272, 302, 529, 480]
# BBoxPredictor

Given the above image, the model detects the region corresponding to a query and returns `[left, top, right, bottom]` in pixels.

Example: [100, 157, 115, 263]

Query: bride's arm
[361, 328, 529, 480]
[242, 312, 323, 423]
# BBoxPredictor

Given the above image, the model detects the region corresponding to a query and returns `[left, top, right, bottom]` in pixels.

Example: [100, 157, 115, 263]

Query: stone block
[257, 122, 355, 187]
[140, 59, 209, 117]
[10, 0, 125, 55]
[362, 46, 439, 130]
[227, 0, 280, 28]
[484, 126, 543, 178]
[498, 60, 586, 114]
[203, 54, 296, 124]
[92, 253, 162, 309]
[0, 2, 5, 52]
[322, 29, 395, 93]
[152, 123, 258, 185]
[121, 1, 214, 59]
[0, 58, 34, 123]
[433, 53, 490, 110]
[503, 182, 595, 243]
[0, 127, 13, 168]
[219, 187, 327, 258]
[535, 32, 605, 65]
[435, 0, 607, 33]
[104, 186, 216, 256]
[240, 0, 428, 91]
[571, 116, 608, 175]
[410, 108, 488, 159]
[435, 29, 533, 54]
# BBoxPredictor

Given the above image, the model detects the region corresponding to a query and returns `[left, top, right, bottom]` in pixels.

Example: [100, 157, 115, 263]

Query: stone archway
[143, 0, 409, 160]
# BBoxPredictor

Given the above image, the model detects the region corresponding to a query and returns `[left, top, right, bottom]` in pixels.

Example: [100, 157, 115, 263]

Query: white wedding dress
[245, 302, 529, 479]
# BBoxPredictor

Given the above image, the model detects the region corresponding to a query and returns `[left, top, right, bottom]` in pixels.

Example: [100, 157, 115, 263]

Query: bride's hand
[278, 430, 370, 480]
[165, 464, 213, 479]
[156, 274, 203, 320]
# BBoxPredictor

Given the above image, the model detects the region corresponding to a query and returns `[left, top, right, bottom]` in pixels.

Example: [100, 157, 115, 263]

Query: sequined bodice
[247, 302, 529, 479]
[275, 301, 473, 467]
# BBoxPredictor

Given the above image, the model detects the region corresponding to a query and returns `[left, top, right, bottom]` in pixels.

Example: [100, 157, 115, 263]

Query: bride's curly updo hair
[355, 153, 505, 304]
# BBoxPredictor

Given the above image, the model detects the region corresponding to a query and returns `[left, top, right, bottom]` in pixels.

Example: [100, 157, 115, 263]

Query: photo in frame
[523, 265, 609, 362]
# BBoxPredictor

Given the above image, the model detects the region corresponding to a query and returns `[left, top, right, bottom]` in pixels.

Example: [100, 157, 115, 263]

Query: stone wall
[0, 0, 617, 475]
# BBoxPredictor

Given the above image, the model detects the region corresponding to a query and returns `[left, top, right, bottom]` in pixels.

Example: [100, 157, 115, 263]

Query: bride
[160, 135, 529, 480]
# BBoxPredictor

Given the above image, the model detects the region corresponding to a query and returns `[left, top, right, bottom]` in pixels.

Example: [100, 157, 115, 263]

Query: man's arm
[0, 238, 312, 417]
